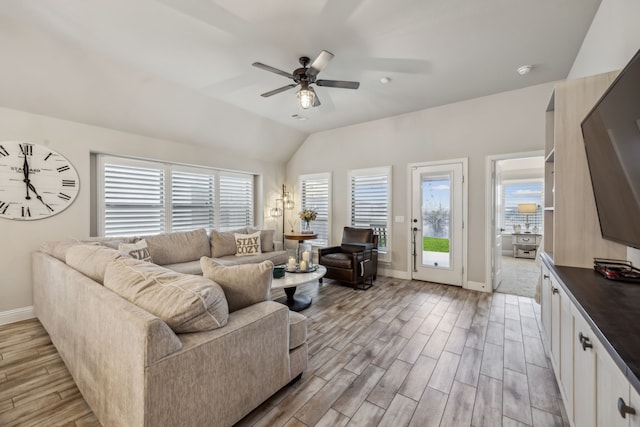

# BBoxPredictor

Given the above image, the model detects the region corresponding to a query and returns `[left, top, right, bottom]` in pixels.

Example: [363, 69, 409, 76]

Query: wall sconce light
[271, 184, 294, 240]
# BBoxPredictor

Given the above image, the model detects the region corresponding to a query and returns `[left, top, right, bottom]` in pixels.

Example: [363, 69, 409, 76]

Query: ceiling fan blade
[252, 62, 295, 80]
[260, 84, 298, 97]
[307, 50, 334, 78]
[316, 80, 360, 90]
[309, 87, 321, 107]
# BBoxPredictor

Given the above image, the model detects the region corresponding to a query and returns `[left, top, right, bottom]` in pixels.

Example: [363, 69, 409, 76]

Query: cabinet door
[596, 340, 630, 427]
[550, 276, 562, 372]
[560, 286, 574, 419]
[573, 307, 596, 427]
[541, 264, 552, 341]
[629, 386, 640, 427]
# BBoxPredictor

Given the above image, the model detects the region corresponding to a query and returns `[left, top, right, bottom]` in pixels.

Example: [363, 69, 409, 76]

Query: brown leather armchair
[318, 227, 378, 289]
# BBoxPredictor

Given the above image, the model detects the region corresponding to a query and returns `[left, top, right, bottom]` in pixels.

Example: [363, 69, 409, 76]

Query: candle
[302, 250, 310, 262]
[288, 257, 296, 268]
[300, 260, 307, 271]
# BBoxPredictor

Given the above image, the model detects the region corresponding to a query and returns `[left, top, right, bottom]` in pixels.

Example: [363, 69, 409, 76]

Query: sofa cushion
[104, 257, 228, 333]
[162, 260, 203, 275]
[234, 231, 261, 256]
[119, 239, 153, 262]
[248, 228, 275, 252]
[213, 251, 288, 267]
[200, 257, 273, 312]
[66, 244, 124, 284]
[142, 228, 211, 266]
[210, 227, 248, 258]
[40, 237, 135, 262]
[319, 252, 353, 269]
[288, 311, 307, 350]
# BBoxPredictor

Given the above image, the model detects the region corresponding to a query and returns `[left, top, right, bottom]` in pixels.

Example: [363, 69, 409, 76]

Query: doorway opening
[487, 153, 544, 298]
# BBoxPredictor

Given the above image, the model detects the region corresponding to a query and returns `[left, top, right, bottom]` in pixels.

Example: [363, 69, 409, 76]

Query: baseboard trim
[465, 280, 490, 293]
[378, 267, 411, 280]
[0, 306, 35, 326]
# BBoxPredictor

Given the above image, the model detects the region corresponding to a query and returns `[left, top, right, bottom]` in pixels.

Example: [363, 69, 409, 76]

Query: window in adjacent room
[348, 166, 392, 262]
[299, 173, 331, 246]
[503, 180, 543, 233]
[97, 154, 254, 237]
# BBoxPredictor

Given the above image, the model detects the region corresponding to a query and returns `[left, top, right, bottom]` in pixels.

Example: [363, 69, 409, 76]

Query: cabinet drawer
[514, 234, 540, 244]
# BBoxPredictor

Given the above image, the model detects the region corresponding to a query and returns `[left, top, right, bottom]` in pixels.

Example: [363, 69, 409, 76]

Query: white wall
[568, 0, 640, 79]
[286, 82, 556, 286]
[567, 0, 640, 264]
[0, 107, 288, 322]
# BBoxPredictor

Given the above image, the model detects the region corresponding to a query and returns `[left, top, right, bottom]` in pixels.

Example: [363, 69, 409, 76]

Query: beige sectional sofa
[32, 228, 307, 427]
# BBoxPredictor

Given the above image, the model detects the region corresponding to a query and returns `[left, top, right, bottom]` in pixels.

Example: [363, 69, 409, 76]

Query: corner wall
[286, 82, 556, 286]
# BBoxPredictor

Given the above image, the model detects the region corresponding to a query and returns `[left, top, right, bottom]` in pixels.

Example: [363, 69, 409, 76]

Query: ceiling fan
[252, 50, 360, 109]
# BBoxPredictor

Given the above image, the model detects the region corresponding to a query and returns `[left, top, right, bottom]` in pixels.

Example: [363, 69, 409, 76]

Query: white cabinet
[559, 286, 574, 419]
[595, 339, 633, 427]
[541, 264, 552, 341]
[550, 275, 561, 373]
[573, 305, 596, 427]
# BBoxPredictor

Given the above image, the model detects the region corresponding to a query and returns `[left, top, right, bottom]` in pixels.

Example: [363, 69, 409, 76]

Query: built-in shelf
[545, 149, 555, 163]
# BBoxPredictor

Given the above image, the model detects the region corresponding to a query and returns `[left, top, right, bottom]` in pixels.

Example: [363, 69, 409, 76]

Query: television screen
[581, 49, 640, 249]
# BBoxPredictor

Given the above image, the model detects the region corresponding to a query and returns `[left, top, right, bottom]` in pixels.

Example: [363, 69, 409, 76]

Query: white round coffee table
[271, 265, 326, 311]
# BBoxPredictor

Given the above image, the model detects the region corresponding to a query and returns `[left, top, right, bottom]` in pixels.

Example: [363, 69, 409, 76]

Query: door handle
[578, 332, 593, 351]
[618, 397, 636, 418]
[552, 287, 559, 295]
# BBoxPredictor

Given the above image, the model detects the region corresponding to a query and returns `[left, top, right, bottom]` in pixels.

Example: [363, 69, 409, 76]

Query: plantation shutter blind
[171, 170, 215, 231]
[349, 169, 390, 255]
[219, 173, 253, 230]
[300, 174, 330, 246]
[103, 162, 165, 237]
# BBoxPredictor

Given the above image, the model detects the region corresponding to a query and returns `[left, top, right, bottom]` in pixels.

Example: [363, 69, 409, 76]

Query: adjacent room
[1, 0, 640, 426]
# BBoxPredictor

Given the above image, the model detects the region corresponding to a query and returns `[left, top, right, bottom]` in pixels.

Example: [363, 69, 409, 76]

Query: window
[348, 166, 391, 261]
[503, 180, 543, 232]
[299, 173, 331, 246]
[97, 155, 254, 236]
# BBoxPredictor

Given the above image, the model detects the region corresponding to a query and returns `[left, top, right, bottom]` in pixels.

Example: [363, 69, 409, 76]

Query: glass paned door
[412, 161, 464, 286]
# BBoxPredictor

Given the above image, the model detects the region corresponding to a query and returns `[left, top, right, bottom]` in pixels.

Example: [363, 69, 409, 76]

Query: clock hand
[23, 155, 31, 200]
[27, 182, 54, 212]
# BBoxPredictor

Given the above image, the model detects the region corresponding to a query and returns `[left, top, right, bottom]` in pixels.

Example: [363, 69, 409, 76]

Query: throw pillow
[248, 228, 275, 252]
[200, 257, 273, 312]
[119, 239, 153, 262]
[210, 227, 248, 258]
[104, 258, 229, 333]
[234, 231, 261, 256]
[66, 244, 123, 284]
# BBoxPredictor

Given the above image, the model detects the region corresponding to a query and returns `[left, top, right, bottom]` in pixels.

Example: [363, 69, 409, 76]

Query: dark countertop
[541, 252, 640, 394]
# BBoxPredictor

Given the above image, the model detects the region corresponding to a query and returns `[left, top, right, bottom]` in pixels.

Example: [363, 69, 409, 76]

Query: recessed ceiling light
[380, 77, 391, 84]
[517, 65, 533, 75]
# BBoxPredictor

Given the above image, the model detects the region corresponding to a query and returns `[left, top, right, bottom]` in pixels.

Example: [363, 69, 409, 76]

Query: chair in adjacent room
[318, 227, 378, 290]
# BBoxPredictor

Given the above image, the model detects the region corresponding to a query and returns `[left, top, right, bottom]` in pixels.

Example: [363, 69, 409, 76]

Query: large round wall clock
[0, 141, 79, 220]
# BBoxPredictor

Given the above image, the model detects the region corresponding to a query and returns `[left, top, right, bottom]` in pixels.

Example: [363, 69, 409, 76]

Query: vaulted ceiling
[0, 0, 600, 162]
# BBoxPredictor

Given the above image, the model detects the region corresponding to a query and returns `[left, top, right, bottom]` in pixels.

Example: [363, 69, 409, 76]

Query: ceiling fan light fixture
[297, 82, 315, 109]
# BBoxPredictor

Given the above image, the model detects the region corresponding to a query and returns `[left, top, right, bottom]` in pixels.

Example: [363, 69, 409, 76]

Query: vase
[302, 221, 311, 232]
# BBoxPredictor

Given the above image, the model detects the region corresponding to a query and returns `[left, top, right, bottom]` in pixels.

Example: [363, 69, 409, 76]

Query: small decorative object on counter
[299, 208, 317, 234]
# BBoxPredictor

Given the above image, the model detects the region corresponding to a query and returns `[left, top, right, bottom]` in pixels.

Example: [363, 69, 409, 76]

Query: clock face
[0, 141, 79, 220]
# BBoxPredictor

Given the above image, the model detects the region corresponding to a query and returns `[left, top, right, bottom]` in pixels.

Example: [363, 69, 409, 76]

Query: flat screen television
[581, 48, 640, 249]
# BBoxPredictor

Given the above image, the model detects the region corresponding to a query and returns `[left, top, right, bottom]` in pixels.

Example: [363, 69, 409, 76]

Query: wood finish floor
[0, 277, 568, 426]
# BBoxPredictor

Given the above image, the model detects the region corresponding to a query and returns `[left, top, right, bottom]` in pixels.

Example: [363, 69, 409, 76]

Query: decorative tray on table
[284, 265, 319, 274]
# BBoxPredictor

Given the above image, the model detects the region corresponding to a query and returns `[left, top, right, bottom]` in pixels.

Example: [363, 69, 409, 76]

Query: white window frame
[97, 154, 254, 236]
[299, 172, 331, 247]
[347, 166, 392, 262]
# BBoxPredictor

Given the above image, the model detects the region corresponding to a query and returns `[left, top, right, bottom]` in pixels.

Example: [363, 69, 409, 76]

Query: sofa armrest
[145, 301, 295, 427]
[340, 243, 375, 253]
[318, 245, 342, 257]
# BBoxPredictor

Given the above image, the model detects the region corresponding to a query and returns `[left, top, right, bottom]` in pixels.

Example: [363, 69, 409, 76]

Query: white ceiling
[0, 0, 600, 158]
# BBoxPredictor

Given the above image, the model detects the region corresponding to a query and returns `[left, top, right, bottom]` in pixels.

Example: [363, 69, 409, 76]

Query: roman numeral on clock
[22, 206, 31, 217]
[0, 145, 8, 157]
[44, 152, 52, 161]
[58, 192, 71, 201]
[62, 179, 76, 187]
[57, 165, 70, 173]
[20, 144, 33, 156]
[0, 201, 8, 215]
